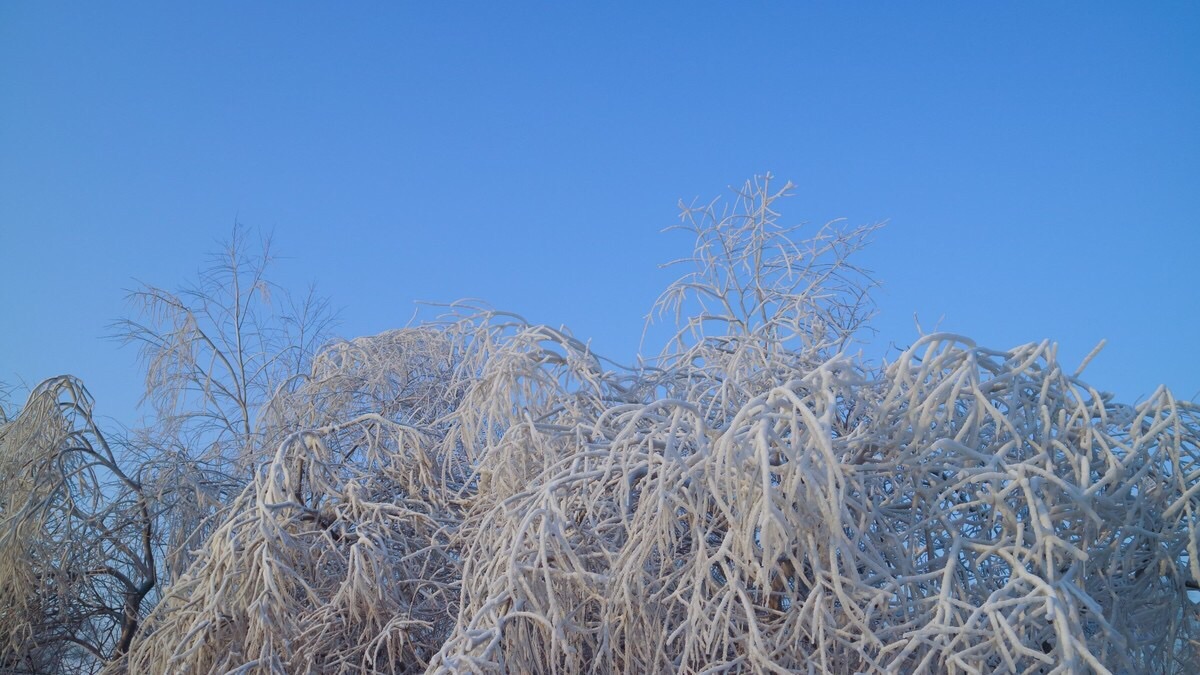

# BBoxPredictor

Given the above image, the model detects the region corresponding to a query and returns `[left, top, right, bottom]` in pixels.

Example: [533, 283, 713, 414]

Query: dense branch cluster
[2, 177, 1198, 673]
[0, 377, 154, 673]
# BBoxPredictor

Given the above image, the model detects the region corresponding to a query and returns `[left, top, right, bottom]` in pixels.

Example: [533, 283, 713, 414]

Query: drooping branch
[39, 176, 1199, 674]
[0, 377, 155, 674]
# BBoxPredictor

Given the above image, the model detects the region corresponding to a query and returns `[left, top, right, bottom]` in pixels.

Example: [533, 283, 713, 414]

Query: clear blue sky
[2, 2, 1197, 426]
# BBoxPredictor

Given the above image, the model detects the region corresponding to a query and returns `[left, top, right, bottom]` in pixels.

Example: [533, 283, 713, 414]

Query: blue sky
[2, 3, 1197, 426]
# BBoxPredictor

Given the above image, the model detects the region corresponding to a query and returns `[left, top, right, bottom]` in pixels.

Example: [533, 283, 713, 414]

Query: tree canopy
[3, 177, 1198, 674]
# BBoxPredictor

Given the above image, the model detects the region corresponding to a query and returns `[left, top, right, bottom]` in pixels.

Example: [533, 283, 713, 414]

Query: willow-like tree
[116, 177, 1200, 674]
[0, 229, 334, 674]
[5, 178, 1200, 674]
[0, 377, 153, 673]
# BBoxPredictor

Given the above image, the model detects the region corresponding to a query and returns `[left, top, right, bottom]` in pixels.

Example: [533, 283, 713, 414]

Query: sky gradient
[2, 2, 1197, 426]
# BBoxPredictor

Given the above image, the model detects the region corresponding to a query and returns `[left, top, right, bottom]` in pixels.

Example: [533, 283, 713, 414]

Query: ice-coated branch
[0, 377, 155, 674]
[26, 177, 1198, 674]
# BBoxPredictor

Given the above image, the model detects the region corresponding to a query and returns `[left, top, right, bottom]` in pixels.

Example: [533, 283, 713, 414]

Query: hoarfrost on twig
[8, 177, 1195, 674]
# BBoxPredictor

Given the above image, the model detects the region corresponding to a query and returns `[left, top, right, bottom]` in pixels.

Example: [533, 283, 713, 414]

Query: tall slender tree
[114, 226, 335, 581]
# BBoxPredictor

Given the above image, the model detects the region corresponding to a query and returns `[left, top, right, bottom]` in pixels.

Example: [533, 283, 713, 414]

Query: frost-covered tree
[113, 226, 335, 582]
[0, 229, 337, 674]
[8, 177, 1200, 674]
[0, 377, 154, 673]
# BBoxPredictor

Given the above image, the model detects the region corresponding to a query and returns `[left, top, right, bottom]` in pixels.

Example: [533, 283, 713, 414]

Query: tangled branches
[9, 177, 1198, 673]
[118, 322, 1200, 673]
[0, 377, 154, 674]
[121, 416, 458, 674]
[434, 335, 1200, 673]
